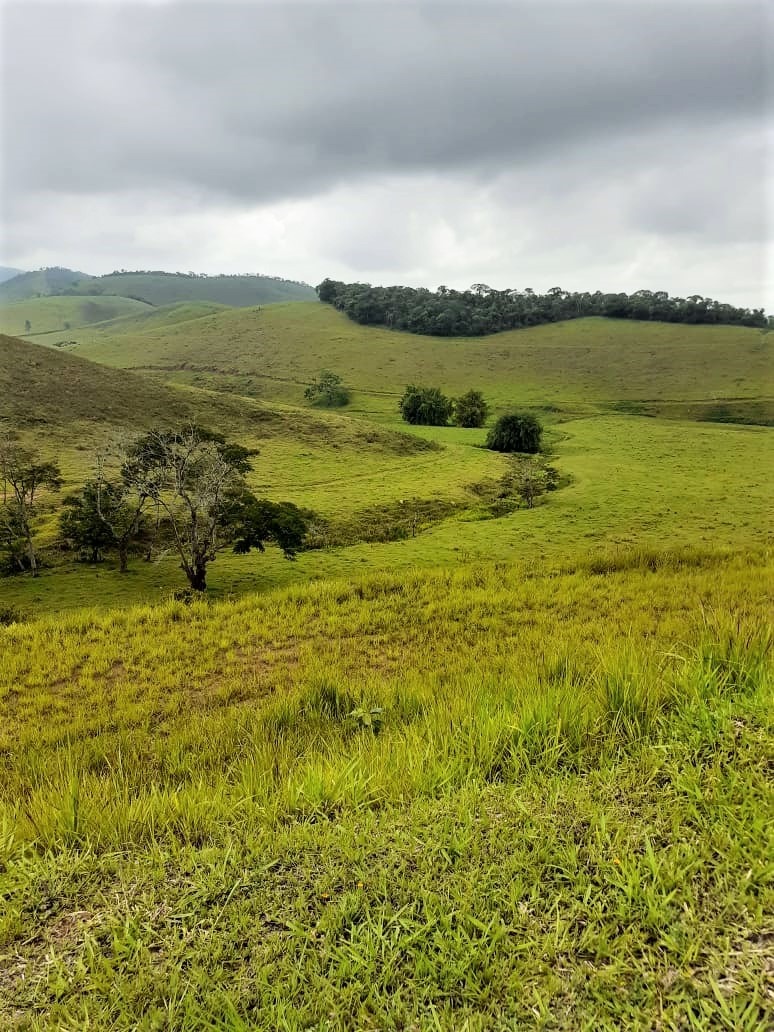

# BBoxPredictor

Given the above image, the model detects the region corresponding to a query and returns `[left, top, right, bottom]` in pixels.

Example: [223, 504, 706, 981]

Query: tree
[316, 279, 767, 336]
[514, 467, 546, 508]
[122, 426, 308, 591]
[60, 473, 151, 571]
[454, 389, 489, 428]
[0, 433, 62, 576]
[486, 413, 543, 453]
[399, 385, 453, 426]
[60, 484, 118, 563]
[304, 370, 350, 407]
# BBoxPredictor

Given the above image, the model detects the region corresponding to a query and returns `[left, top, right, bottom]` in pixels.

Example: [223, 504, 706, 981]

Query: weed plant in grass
[0, 554, 772, 1027]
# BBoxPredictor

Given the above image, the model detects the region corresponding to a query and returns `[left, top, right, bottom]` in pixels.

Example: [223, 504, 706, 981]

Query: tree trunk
[118, 545, 128, 573]
[26, 532, 38, 577]
[184, 562, 207, 591]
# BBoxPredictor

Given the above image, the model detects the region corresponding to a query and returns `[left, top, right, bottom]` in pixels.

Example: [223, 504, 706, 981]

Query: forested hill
[317, 279, 769, 336]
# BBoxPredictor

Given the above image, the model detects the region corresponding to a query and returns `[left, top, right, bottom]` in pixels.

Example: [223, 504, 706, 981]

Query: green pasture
[0, 295, 151, 337]
[73, 302, 773, 422]
[1, 555, 772, 1028]
[1, 296, 773, 1028]
[3, 411, 770, 617]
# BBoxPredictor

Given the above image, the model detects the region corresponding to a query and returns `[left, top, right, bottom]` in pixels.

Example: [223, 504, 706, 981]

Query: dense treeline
[317, 280, 768, 335]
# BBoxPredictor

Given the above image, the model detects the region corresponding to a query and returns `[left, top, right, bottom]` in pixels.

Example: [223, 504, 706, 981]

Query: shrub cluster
[486, 413, 543, 453]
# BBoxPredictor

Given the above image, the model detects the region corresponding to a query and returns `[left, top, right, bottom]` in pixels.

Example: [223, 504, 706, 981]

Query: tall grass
[1, 557, 772, 1029]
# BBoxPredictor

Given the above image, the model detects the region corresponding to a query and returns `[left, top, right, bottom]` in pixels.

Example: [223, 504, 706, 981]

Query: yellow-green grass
[75, 300, 230, 334]
[74, 302, 774, 422]
[1, 555, 772, 1027]
[0, 295, 152, 337]
[3, 413, 771, 617]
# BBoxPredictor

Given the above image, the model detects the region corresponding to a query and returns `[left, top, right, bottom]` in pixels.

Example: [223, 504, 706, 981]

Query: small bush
[399, 385, 453, 426]
[454, 389, 489, 428]
[304, 370, 350, 407]
[486, 413, 543, 453]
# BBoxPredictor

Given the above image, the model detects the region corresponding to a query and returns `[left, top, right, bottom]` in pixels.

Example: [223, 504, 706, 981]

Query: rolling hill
[0, 294, 154, 337]
[2, 299, 772, 615]
[2, 295, 772, 1029]
[74, 300, 774, 424]
[0, 266, 89, 301]
[0, 267, 317, 307]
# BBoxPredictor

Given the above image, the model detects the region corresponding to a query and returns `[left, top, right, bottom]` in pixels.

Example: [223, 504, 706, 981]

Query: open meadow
[1, 297, 772, 1028]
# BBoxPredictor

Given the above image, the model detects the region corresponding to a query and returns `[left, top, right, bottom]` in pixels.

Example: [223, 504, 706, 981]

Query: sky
[1, 0, 772, 309]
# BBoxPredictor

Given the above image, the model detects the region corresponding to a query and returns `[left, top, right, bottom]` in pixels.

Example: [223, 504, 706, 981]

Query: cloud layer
[2, 1, 771, 307]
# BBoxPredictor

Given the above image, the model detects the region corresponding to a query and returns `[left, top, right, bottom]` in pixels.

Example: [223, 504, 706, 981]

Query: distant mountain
[0, 267, 90, 302]
[0, 268, 317, 307]
[0, 266, 26, 284]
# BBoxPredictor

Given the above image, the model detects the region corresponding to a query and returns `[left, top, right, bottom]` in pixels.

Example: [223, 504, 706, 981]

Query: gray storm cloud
[1, 1, 771, 307]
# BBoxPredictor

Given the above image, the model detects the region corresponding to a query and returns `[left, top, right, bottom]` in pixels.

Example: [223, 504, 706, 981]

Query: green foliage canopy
[454, 389, 489, 428]
[304, 370, 350, 407]
[317, 279, 768, 336]
[399, 385, 454, 426]
[486, 413, 543, 453]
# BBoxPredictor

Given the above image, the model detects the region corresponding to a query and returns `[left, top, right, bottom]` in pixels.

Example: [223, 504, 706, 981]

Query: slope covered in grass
[0, 267, 89, 302]
[0, 332, 434, 458]
[0, 332, 196, 429]
[0, 268, 317, 307]
[0, 295, 152, 337]
[1, 554, 771, 1028]
[71, 271, 318, 306]
[75, 301, 774, 423]
[3, 409, 771, 617]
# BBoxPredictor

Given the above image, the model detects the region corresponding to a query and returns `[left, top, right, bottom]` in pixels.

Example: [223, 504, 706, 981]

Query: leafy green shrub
[486, 413, 543, 453]
[304, 370, 350, 407]
[399, 385, 453, 426]
[454, 389, 489, 428]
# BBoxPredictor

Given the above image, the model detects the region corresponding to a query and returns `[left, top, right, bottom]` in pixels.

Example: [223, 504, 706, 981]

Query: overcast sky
[1, 0, 772, 308]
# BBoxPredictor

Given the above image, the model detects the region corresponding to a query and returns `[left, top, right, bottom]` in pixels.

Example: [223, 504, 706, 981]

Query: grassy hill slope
[0, 267, 88, 301]
[75, 302, 774, 423]
[3, 294, 772, 615]
[1, 553, 771, 1027]
[0, 295, 153, 337]
[1, 331, 221, 430]
[0, 268, 317, 307]
[71, 271, 318, 306]
[1, 334, 510, 607]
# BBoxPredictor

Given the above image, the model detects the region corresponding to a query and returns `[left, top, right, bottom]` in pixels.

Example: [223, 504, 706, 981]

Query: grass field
[2, 300, 772, 1027]
[0, 295, 152, 337]
[1, 553, 772, 1028]
[74, 302, 774, 423]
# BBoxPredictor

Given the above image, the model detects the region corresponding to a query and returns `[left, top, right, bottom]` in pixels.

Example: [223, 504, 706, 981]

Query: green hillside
[0, 294, 153, 337]
[3, 304, 772, 616]
[73, 302, 773, 424]
[0, 267, 317, 307]
[72, 271, 318, 306]
[1, 334, 510, 610]
[0, 266, 88, 301]
[78, 299, 230, 334]
[2, 293, 772, 1029]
